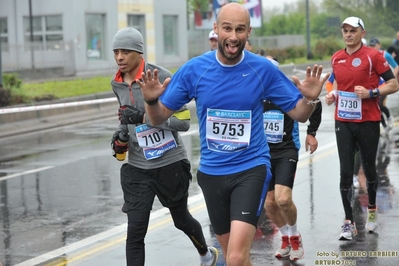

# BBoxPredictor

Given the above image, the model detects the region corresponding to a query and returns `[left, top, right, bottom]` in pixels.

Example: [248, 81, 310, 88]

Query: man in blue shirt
[137, 3, 329, 265]
[369, 37, 398, 132]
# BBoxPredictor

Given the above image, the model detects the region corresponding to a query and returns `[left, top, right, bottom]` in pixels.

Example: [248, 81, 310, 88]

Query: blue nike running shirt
[161, 50, 303, 175]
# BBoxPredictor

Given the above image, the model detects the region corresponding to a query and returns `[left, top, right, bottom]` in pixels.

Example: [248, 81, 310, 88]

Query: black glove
[111, 129, 129, 157]
[118, 105, 145, 124]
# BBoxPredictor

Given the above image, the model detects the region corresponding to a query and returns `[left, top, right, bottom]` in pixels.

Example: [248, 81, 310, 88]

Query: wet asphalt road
[1, 75, 399, 265]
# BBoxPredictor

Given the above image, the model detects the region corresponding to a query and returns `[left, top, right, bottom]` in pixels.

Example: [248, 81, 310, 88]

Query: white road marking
[0, 166, 54, 181]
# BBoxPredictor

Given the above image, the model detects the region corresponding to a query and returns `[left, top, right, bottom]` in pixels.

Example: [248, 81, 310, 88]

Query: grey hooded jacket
[111, 61, 190, 169]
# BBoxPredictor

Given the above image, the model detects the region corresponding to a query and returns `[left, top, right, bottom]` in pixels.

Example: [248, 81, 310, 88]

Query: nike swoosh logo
[242, 211, 250, 215]
[242, 73, 250, 77]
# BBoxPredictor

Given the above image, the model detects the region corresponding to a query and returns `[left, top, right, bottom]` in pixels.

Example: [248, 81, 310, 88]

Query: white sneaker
[339, 220, 357, 240]
[365, 209, 378, 233]
[275, 235, 290, 258]
[289, 234, 305, 261]
[200, 246, 219, 266]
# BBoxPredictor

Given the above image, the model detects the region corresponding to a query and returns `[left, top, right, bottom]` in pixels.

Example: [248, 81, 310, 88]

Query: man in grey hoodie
[110, 27, 218, 266]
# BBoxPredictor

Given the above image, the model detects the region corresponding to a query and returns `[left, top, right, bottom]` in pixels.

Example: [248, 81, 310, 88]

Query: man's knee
[274, 186, 293, 210]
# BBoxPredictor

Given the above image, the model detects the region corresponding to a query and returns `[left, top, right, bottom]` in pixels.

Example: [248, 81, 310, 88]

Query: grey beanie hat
[112, 28, 144, 53]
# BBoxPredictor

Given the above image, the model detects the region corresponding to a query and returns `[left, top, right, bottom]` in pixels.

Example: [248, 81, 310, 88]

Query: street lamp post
[306, 0, 312, 59]
[29, 0, 35, 69]
[0, 37, 3, 87]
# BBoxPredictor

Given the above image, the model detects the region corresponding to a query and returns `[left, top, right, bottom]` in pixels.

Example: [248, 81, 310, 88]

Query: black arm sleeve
[307, 100, 322, 135]
[381, 69, 395, 82]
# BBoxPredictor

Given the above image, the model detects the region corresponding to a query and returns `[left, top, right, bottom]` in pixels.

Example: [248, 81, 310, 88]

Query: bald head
[212, 2, 252, 65]
[216, 3, 250, 27]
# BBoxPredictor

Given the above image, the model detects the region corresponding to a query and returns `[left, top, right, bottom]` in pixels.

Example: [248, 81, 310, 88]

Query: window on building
[85, 14, 105, 60]
[163, 15, 178, 56]
[127, 15, 146, 58]
[23, 15, 63, 51]
[128, 15, 145, 33]
[0, 17, 8, 52]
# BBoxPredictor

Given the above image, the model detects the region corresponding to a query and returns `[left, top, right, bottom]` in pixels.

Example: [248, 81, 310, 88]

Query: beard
[218, 40, 245, 62]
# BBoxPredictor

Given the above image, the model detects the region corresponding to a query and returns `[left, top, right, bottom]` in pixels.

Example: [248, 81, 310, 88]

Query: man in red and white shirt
[325, 16, 399, 241]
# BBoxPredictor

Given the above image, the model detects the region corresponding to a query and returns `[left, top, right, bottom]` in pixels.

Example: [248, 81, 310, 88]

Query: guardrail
[0, 96, 119, 138]
[0, 98, 117, 114]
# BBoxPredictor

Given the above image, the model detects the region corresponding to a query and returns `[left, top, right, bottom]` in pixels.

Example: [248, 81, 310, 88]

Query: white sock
[288, 223, 298, 236]
[199, 247, 213, 265]
[278, 224, 289, 236]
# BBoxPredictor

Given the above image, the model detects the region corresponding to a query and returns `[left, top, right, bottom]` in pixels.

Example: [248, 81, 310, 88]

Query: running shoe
[200, 246, 219, 266]
[365, 208, 378, 232]
[289, 234, 304, 261]
[275, 235, 290, 258]
[339, 220, 357, 240]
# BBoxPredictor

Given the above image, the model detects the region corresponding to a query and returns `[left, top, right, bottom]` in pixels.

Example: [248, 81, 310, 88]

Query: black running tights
[125, 195, 209, 266]
[335, 120, 379, 221]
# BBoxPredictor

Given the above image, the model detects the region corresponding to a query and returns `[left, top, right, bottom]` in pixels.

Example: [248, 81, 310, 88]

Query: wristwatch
[307, 131, 316, 137]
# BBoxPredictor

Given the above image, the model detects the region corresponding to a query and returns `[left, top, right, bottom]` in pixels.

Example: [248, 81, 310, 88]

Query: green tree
[321, 0, 397, 37]
[187, 0, 209, 13]
[386, 0, 399, 10]
[385, 0, 399, 33]
[263, 13, 306, 36]
[259, 0, 398, 39]
[310, 13, 340, 39]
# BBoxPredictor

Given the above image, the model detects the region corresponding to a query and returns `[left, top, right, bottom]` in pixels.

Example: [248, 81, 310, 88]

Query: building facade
[0, 0, 188, 77]
[117, 0, 188, 69]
